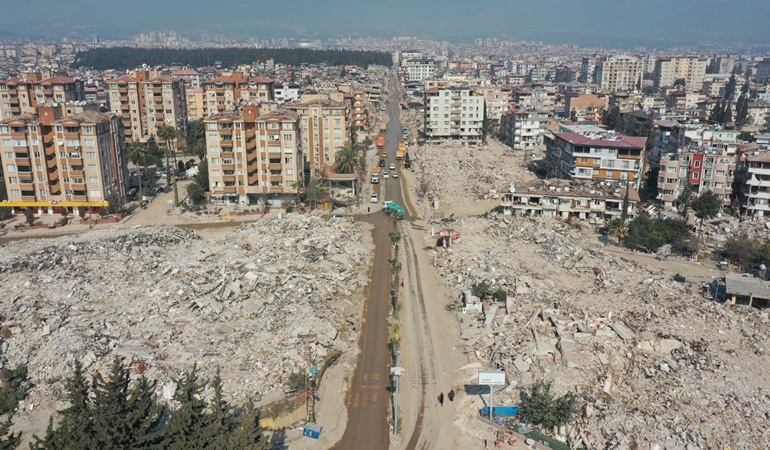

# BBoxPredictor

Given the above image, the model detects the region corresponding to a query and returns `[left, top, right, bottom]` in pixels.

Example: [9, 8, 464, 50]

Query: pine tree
[162, 364, 211, 450]
[724, 73, 737, 101]
[735, 82, 750, 127]
[226, 400, 269, 450]
[709, 99, 722, 123]
[724, 102, 733, 124]
[92, 358, 131, 449]
[33, 361, 95, 450]
[124, 376, 165, 448]
[0, 417, 20, 449]
[202, 368, 231, 450]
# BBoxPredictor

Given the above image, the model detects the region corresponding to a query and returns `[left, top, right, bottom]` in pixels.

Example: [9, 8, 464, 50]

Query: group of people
[437, 389, 455, 406]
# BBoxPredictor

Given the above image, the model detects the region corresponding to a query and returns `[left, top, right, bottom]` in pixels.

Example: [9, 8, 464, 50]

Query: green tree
[194, 160, 209, 193]
[127, 142, 149, 199]
[676, 167, 694, 218]
[186, 183, 206, 205]
[23, 209, 35, 227]
[32, 361, 95, 450]
[724, 73, 737, 101]
[123, 376, 165, 448]
[735, 82, 750, 127]
[290, 179, 304, 204]
[225, 400, 268, 450]
[723, 102, 733, 123]
[673, 78, 686, 88]
[605, 106, 621, 130]
[520, 380, 577, 429]
[642, 163, 660, 201]
[91, 358, 131, 448]
[0, 416, 20, 449]
[0, 364, 29, 415]
[186, 119, 206, 158]
[201, 368, 230, 450]
[624, 211, 691, 253]
[691, 190, 722, 235]
[157, 124, 178, 204]
[723, 236, 770, 271]
[162, 364, 210, 449]
[607, 217, 629, 246]
[333, 142, 361, 174]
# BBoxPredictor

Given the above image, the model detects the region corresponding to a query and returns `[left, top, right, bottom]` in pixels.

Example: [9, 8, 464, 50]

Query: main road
[331, 71, 408, 450]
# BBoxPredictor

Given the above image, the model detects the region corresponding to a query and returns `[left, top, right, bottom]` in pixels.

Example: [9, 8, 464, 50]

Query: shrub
[520, 380, 577, 429]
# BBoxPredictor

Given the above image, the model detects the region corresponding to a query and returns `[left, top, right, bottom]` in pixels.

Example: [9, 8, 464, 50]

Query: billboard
[477, 371, 506, 386]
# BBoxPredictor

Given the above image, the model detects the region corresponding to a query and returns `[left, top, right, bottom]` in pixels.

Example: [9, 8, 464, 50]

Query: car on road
[382, 171, 389, 179]
[389, 163, 396, 170]
[392, 171, 398, 178]
[370, 192, 378, 203]
[379, 159, 386, 167]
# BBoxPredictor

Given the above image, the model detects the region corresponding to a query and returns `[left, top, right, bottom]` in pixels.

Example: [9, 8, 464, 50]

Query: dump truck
[384, 201, 404, 219]
[377, 135, 385, 149]
[396, 143, 407, 160]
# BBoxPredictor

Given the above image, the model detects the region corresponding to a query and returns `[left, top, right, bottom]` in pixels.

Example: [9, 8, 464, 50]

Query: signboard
[303, 423, 322, 439]
[478, 371, 506, 386]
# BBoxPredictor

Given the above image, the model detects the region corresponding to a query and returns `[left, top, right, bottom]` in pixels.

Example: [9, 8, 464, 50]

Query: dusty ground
[405, 136, 770, 448]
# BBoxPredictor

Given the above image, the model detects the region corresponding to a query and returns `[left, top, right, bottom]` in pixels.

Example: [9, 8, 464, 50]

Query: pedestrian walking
[448, 389, 455, 402]
[438, 392, 444, 406]
[484, 438, 488, 448]
[400, 279, 405, 288]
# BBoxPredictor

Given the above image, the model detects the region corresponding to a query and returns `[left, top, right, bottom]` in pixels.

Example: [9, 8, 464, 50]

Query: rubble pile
[429, 214, 770, 448]
[0, 214, 371, 412]
[412, 142, 519, 207]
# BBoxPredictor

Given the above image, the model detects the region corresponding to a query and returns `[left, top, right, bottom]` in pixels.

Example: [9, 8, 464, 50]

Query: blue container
[480, 406, 520, 417]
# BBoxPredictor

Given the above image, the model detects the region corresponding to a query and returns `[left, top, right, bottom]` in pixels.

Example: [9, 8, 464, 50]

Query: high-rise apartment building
[423, 87, 484, 141]
[593, 55, 643, 92]
[545, 129, 646, 187]
[658, 149, 735, 210]
[106, 73, 187, 148]
[287, 100, 347, 175]
[0, 74, 85, 119]
[0, 106, 128, 214]
[654, 57, 708, 91]
[204, 106, 301, 205]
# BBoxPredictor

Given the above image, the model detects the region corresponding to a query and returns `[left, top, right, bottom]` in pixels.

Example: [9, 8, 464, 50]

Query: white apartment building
[743, 152, 770, 218]
[423, 87, 484, 141]
[499, 108, 549, 151]
[593, 55, 643, 92]
[402, 58, 436, 82]
[654, 57, 708, 91]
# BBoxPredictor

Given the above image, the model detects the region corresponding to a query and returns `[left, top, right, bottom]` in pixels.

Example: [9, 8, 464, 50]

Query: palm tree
[606, 217, 629, 247]
[127, 142, 148, 200]
[290, 179, 304, 205]
[333, 142, 361, 174]
[157, 124, 178, 206]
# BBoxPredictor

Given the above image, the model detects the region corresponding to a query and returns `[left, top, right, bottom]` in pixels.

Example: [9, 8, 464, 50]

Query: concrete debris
[0, 214, 371, 414]
[427, 214, 770, 448]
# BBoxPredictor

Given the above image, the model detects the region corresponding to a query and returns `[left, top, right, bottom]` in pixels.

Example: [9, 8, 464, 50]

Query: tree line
[1, 358, 270, 450]
[75, 47, 392, 70]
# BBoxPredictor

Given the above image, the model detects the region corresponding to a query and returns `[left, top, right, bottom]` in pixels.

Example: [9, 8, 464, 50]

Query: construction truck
[384, 201, 404, 219]
[371, 167, 381, 184]
[396, 143, 407, 160]
[377, 136, 385, 149]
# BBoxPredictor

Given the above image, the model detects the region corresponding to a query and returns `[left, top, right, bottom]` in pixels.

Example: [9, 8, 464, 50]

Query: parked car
[370, 192, 378, 203]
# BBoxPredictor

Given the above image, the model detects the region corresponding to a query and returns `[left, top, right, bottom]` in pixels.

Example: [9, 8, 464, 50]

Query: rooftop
[725, 273, 770, 300]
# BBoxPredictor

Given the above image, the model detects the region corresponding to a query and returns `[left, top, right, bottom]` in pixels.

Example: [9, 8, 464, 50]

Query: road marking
[371, 392, 378, 406]
[352, 393, 359, 408]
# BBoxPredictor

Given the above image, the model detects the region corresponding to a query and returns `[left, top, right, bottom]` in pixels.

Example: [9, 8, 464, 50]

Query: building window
[6, 164, 15, 173]
[90, 190, 101, 197]
[693, 160, 701, 168]
[284, 134, 293, 142]
[88, 164, 97, 172]
[692, 172, 699, 179]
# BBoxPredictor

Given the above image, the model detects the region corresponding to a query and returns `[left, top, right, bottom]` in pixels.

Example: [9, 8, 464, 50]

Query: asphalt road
[332, 72, 405, 450]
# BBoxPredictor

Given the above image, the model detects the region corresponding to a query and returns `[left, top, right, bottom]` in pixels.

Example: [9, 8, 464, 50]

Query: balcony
[248, 172, 260, 185]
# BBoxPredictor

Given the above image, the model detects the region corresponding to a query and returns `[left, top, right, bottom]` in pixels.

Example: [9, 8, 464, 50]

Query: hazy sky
[2, 0, 769, 47]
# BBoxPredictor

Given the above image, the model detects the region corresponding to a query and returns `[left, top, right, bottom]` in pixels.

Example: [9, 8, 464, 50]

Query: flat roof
[725, 273, 770, 299]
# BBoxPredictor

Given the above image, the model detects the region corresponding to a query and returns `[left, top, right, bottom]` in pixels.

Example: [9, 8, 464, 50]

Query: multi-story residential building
[238, 76, 274, 104]
[756, 60, 770, 84]
[171, 69, 200, 89]
[544, 129, 646, 187]
[472, 86, 512, 124]
[0, 106, 127, 214]
[201, 74, 243, 117]
[351, 90, 369, 129]
[274, 83, 301, 104]
[287, 100, 347, 175]
[423, 87, 484, 142]
[741, 152, 770, 218]
[654, 57, 708, 91]
[566, 94, 606, 123]
[106, 73, 187, 147]
[186, 88, 205, 120]
[0, 74, 85, 119]
[512, 85, 556, 111]
[499, 179, 639, 222]
[708, 57, 735, 75]
[593, 55, 643, 92]
[204, 106, 301, 205]
[658, 149, 736, 210]
[499, 108, 549, 151]
[142, 75, 187, 145]
[402, 58, 436, 82]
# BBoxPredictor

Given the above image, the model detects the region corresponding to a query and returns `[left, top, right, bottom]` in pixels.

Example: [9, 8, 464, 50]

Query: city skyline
[1, 0, 769, 49]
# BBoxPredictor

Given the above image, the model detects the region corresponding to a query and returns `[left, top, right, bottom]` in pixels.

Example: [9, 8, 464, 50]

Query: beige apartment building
[654, 57, 708, 91]
[200, 74, 274, 118]
[658, 149, 736, 211]
[423, 87, 485, 141]
[287, 100, 347, 175]
[593, 55, 643, 92]
[204, 106, 301, 205]
[0, 74, 85, 119]
[472, 86, 512, 124]
[106, 72, 187, 148]
[0, 106, 128, 214]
